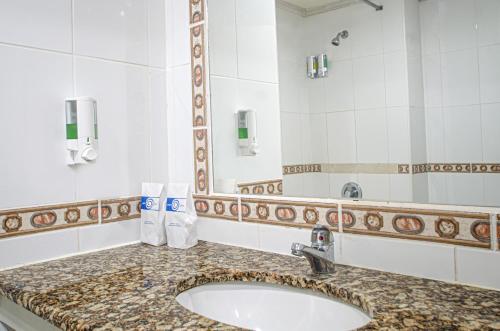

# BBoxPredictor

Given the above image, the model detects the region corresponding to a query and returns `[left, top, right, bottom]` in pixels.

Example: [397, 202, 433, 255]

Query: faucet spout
[292, 244, 335, 274]
[291, 225, 335, 274]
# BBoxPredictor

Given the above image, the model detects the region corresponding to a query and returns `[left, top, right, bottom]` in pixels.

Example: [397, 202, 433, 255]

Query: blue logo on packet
[166, 198, 187, 212]
[141, 196, 160, 211]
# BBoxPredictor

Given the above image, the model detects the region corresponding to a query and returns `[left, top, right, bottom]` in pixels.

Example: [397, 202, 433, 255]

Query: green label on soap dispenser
[66, 123, 78, 139]
[238, 128, 248, 139]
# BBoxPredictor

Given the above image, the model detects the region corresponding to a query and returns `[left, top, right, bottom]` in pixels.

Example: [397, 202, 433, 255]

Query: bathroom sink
[176, 281, 371, 331]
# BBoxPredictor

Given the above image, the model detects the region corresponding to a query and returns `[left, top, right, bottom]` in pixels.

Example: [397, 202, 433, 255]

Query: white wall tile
[443, 105, 482, 163]
[0, 0, 72, 52]
[74, 0, 148, 65]
[282, 175, 304, 197]
[197, 218, 260, 250]
[412, 173, 429, 203]
[166, 0, 190, 66]
[456, 247, 500, 290]
[258, 224, 310, 256]
[422, 54, 442, 107]
[446, 174, 484, 206]
[327, 111, 357, 163]
[427, 173, 449, 205]
[384, 52, 409, 107]
[235, 0, 279, 83]
[387, 107, 411, 163]
[74, 57, 150, 200]
[208, 0, 237, 78]
[309, 113, 328, 164]
[424, 107, 445, 162]
[353, 55, 386, 110]
[478, 44, 500, 104]
[0, 45, 75, 209]
[483, 174, 500, 207]
[167, 65, 194, 185]
[302, 173, 330, 198]
[380, 0, 405, 53]
[476, 0, 500, 47]
[0, 229, 79, 270]
[148, 0, 166, 68]
[149, 69, 169, 184]
[350, 3, 383, 58]
[78, 220, 140, 252]
[438, 0, 477, 52]
[357, 174, 390, 201]
[324, 60, 355, 112]
[280, 112, 304, 164]
[441, 49, 480, 107]
[419, 0, 440, 56]
[355, 109, 389, 163]
[410, 108, 427, 164]
[341, 233, 455, 282]
[389, 174, 413, 202]
[306, 79, 326, 114]
[481, 103, 500, 162]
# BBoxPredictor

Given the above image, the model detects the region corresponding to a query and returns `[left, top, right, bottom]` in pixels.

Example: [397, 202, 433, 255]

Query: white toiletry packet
[164, 183, 198, 249]
[140, 183, 167, 246]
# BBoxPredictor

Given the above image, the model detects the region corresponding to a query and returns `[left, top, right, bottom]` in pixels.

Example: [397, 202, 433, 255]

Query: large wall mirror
[207, 0, 500, 208]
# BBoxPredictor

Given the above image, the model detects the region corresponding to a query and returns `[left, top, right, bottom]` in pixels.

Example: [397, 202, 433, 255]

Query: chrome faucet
[291, 225, 335, 274]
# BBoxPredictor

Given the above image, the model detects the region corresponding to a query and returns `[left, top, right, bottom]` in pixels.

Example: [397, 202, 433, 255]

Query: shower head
[331, 30, 349, 46]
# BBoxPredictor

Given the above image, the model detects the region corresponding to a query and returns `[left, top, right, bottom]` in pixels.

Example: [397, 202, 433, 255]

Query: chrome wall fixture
[360, 0, 383, 11]
[331, 30, 349, 46]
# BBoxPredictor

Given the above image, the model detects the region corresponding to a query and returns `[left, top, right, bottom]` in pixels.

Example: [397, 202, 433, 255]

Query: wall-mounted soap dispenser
[236, 110, 258, 156]
[65, 97, 98, 165]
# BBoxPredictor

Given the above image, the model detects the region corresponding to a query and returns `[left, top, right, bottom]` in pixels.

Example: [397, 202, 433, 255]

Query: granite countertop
[0, 241, 499, 331]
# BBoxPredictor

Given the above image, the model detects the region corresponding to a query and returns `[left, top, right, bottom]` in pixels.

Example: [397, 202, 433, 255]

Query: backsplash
[194, 194, 500, 250]
[0, 197, 140, 239]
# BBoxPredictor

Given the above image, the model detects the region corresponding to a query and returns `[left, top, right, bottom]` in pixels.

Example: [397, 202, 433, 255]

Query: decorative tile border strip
[193, 195, 239, 221]
[238, 179, 283, 196]
[240, 198, 340, 230]
[413, 163, 500, 174]
[282, 164, 321, 175]
[498, 214, 500, 250]
[190, 0, 209, 195]
[341, 205, 491, 248]
[101, 197, 141, 223]
[0, 197, 142, 239]
[283, 163, 500, 175]
[471, 164, 500, 173]
[0, 201, 99, 239]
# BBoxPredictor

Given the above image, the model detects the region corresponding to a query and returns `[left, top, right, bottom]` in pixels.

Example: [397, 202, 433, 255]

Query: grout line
[237, 197, 242, 222]
[490, 214, 497, 251]
[97, 200, 102, 225]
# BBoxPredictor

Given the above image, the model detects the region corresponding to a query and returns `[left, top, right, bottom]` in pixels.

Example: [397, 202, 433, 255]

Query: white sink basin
[176, 281, 371, 331]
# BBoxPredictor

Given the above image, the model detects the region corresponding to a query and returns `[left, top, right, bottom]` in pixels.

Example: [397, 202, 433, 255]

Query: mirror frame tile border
[190, 0, 500, 250]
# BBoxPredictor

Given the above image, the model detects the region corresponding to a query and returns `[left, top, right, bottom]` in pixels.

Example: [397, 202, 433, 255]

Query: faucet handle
[291, 242, 305, 256]
[311, 225, 332, 250]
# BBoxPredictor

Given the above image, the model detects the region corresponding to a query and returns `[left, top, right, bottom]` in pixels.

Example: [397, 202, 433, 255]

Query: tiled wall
[0, 0, 168, 210]
[208, 0, 283, 186]
[277, 0, 422, 202]
[277, 0, 500, 208]
[420, 0, 500, 206]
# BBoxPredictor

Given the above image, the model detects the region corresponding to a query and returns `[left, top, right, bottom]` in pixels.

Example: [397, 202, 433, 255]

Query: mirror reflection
[208, 0, 500, 208]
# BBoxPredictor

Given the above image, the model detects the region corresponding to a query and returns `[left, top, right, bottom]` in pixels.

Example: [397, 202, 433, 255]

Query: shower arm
[360, 0, 383, 11]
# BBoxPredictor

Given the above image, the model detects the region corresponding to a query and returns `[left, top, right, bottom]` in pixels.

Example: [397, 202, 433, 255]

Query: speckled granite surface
[0, 241, 499, 330]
